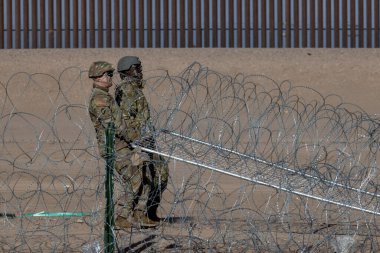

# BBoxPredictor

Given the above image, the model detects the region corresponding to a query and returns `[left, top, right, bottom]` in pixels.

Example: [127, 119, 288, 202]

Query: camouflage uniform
[88, 87, 127, 156]
[115, 77, 169, 220]
[88, 61, 145, 223]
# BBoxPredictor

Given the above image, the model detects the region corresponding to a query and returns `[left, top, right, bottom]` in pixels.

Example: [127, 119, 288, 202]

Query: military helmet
[117, 56, 141, 72]
[88, 61, 115, 78]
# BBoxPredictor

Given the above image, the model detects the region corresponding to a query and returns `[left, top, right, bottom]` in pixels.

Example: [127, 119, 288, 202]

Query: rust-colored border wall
[1, 0, 380, 49]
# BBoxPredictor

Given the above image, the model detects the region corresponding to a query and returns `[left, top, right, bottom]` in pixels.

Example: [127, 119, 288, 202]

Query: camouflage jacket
[115, 79, 154, 143]
[88, 86, 130, 158]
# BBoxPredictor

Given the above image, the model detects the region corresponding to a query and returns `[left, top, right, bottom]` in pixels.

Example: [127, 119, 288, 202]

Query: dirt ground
[1, 48, 380, 114]
[1, 48, 380, 252]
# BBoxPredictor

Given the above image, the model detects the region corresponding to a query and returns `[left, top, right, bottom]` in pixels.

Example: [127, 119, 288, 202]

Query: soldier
[87, 61, 157, 229]
[115, 56, 169, 222]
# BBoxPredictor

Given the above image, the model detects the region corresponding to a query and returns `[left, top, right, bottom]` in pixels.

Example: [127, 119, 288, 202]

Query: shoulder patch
[93, 96, 109, 107]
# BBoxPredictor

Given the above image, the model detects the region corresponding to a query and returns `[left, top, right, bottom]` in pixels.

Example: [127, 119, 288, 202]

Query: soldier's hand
[131, 148, 150, 166]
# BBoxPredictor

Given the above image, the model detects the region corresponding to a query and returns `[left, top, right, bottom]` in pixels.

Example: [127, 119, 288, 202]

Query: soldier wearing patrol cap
[115, 56, 169, 222]
[88, 61, 158, 229]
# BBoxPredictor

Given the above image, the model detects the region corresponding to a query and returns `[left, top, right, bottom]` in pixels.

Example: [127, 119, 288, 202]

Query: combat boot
[147, 205, 162, 222]
[114, 215, 134, 230]
[133, 210, 159, 228]
[148, 212, 161, 222]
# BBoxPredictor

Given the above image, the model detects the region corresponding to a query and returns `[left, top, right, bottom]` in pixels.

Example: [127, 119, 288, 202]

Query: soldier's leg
[147, 153, 169, 221]
[117, 162, 160, 228]
[134, 163, 150, 212]
[113, 157, 136, 229]
[114, 152, 145, 228]
[131, 162, 159, 227]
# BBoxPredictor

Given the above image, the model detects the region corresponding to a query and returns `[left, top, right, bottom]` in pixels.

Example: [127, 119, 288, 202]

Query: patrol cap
[117, 56, 141, 72]
[88, 61, 115, 78]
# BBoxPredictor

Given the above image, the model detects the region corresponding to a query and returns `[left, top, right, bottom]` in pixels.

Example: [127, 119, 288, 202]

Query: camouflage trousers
[146, 152, 169, 218]
[114, 147, 169, 218]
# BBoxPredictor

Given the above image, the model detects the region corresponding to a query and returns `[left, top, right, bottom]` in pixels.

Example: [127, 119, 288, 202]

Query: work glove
[131, 147, 150, 166]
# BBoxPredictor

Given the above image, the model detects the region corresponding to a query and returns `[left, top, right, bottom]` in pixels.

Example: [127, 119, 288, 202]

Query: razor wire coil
[0, 62, 380, 252]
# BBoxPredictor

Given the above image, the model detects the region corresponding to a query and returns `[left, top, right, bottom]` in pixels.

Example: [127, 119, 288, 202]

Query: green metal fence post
[104, 122, 115, 253]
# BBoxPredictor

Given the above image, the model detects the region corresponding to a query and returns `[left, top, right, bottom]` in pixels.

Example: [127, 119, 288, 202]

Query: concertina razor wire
[1, 62, 380, 252]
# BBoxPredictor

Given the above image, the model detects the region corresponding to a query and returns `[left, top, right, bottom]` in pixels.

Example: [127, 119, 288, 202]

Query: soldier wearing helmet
[117, 56, 143, 81]
[115, 56, 169, 223]
[88, 61, 121, 159]
[88, 61, 157, 229]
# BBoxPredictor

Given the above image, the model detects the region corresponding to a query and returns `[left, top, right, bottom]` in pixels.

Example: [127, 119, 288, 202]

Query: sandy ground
[1, 48, 380, 115]
[1, 48, 380, 252]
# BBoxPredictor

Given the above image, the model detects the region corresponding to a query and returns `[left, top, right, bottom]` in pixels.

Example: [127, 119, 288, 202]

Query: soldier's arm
[89, 95, 116, 157]
[115, 80, 154, 143]
[140, 95, 151, 124]
[135, 92, 158, 149]
[91, 94, 137, 143]
[115, 82, 142, 141]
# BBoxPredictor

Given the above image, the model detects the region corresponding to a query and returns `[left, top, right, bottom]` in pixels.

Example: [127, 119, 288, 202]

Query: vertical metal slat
[180, 0, 185, 47]
[73, 0, 78, 48]
[358, 0, 363, 47]
[196, 0, 202, 47]
[212, 0, 218, 47]
[261, 0, 267, 47]
[147, 0, 152, 47]
[350, 0, 356, 47]
[32, 0, 37, 48]
[221, 0, 226, 47]
[188, 0, 194, 47]
[278, 0, 283, 48]
[375, 0, 379, 47]
[0, 0, 3, 49]
[114, 0, 120, 48]
[65, 0, 70, 48]
[326, 0, 331, 47]
[171, 0, 177, 47]
[139, 0, 144, 48]
[294, 0, 299, 47]
[89, 0, 94, 48]
[342, 0, 348, 48]
[24, 0, 30, 48]
[106, 0, 111, 47]
[302, 0, 307, 47]
[122, 0, 128, 48]
[130, 0, 136, 47]
[269, 0, 275, 48]
[164, 0, 169, 47]
[310, 0, 316, 47]
[155, 0, 161, 47]
[7, 0, 12, 48]
[286, 0, 291, 47]
[334, 0, 339, 47]
[229, 0, 234, 47]
[237, 0, 242, 47]
[318, 0, 323, 47]
[15, 0, 21, 48]
[204, 0, 210, 47]
[366, 0, 372, 48]
[48, 0, 54, 48]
